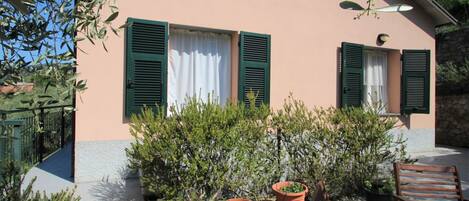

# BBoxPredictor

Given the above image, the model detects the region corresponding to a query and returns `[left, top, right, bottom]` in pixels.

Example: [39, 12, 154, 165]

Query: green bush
[127, 95, 408, 200]
[272, 96, 407, 199]
[126, 97, 279, 200]
[437, 60, 469, 86]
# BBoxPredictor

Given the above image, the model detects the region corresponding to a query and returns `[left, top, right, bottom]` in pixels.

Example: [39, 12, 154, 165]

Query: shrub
[126, 97, 279, 200]
[127, 95, 408, 200]
[437, 60, 469, 95]
[437, 60, 469, 84]
[272, 96, 407, 199]
[437, 60, 469, 86]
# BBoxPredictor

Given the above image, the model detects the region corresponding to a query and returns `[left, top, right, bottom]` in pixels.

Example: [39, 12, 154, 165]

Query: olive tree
[0, 0, 121, 108]
[0, 0, 120, 200]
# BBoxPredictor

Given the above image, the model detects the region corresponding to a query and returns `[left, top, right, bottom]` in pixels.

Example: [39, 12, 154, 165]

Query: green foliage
[0, 71, 74, 111]
[126, 97, 279, 201]
[128, 95, 409, 200]
[436, 23, 469, 34]
[0, 1, 114, 199]
[280, 182, 304, 193]
[273, 95, 407, 199]
[0, 159, 80, 201]
[0, 0, 120, 110]
[436, 0, 469, 22]
[437, 60, 469, 86]
[364, 176, 394, 194]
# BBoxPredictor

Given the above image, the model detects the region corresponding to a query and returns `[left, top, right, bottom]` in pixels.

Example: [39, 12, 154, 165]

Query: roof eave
[415, 0, 458, 26]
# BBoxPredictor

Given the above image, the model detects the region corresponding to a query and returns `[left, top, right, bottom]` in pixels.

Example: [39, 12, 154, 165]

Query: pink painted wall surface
[76, 0, 436, 142]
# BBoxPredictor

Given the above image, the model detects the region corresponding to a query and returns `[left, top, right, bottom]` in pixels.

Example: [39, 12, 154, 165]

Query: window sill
[379, 113, 401, 117]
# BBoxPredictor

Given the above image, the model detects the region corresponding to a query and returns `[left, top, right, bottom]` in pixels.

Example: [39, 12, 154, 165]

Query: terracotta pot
[227, 198, 251, 201]
[272, 181, 308, 201]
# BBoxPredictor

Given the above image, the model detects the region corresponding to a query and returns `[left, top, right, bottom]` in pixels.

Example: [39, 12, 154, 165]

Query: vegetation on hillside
[0, 65, 74, 111]
[436, 0, 469, 33]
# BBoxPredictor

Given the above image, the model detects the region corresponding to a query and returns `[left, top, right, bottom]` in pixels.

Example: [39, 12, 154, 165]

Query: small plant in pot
[272, 181, 308, 201]
[364, 177, 394, 201]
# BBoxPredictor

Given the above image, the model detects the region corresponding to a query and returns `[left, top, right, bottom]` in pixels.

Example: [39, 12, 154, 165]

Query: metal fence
[0, 105, 72, 166]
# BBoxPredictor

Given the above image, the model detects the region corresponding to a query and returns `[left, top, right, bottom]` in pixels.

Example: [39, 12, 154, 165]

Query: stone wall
[437, 27, 469, 65]
[436, 94, 469, 147]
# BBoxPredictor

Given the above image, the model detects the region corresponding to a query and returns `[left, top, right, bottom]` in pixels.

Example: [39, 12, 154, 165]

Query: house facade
[75, 0, 456, 184]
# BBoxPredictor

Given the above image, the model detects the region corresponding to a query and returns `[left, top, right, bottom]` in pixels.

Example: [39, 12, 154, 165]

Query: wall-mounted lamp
[378, 33, 390, 44]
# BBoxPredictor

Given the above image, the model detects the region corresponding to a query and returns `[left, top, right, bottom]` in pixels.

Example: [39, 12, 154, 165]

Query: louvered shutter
[341, 42, 364, 107]
[401, 50, 430, 114]
[238, 32, 271, 107]
[125, 18, 168, 117]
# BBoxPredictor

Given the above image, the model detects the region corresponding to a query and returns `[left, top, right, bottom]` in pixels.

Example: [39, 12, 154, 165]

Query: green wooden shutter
[125, 18, 168, 117]
[401, 50, 430, 114]
[341, 42, 364, 107]
[238, 32, 271, 107]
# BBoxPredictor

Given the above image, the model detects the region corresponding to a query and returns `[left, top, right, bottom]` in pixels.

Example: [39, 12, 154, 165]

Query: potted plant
[272, 181, 308, 201]
[364, 177, 394, 201]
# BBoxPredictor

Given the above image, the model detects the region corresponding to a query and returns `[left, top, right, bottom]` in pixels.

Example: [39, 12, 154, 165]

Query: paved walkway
[23, 144, 468, 200]
[22, 143, 142, 201]
[23, 144, 74, 194]
[411, 145, 469, 198]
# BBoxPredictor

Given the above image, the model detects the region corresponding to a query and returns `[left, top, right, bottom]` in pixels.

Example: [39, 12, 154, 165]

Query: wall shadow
[382, 0, 436, 38]
[336, 47, 342, 108]
[89, 167, 142, 201]
[122, 25, 130, 124]
[37, 143, 73, 182]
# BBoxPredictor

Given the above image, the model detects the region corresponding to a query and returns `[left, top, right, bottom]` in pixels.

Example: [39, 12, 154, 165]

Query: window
[341, 42, 430, 115]
[124, 18, 271, 117]
[168, 29, 231, 108]
[363, 50, 388, 114]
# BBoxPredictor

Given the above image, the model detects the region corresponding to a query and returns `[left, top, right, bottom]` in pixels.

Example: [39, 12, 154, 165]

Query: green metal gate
[0, 105, 72, 167]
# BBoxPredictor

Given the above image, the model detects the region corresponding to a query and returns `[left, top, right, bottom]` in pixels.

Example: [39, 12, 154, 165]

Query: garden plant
[126, 96, 279, 200]
[126, 95, 409, 201]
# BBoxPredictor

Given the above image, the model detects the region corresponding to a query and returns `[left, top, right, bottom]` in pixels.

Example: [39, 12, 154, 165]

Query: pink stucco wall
[76, 0, 436, 142]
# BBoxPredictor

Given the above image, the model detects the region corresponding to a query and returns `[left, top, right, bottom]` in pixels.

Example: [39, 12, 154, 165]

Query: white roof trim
[414, 0, 458, 25]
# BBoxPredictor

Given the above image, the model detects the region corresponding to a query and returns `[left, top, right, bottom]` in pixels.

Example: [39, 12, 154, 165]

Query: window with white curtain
[363, 50, 388, 113]
[168, 29, 231, 108]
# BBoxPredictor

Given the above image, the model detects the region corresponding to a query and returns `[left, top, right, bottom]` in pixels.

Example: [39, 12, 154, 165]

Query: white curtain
[363, 51, 388, 113]
[168, 29, 231, 109]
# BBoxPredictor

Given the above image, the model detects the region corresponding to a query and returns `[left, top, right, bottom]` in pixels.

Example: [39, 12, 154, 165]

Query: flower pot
[364, 189, 393, 201]
[272, 181, 308, 201]
[227, 198, 251, 201]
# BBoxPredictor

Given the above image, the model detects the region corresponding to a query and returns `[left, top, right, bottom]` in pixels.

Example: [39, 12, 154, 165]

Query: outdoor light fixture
[378, 34, 390, 43]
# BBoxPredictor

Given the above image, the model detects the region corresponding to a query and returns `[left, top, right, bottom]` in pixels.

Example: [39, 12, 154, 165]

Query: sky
[0, 0, 73, 67]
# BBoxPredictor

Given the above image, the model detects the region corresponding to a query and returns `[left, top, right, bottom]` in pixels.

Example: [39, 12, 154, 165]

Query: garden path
[22, 143, 143, 201]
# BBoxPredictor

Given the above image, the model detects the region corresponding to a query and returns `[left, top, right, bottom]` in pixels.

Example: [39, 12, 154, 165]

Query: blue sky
[0, 0, 73, 66]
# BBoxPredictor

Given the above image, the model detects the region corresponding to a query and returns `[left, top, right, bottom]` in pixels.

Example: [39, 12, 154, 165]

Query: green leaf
[111, 26, 119, 36]
[102, 42, 108, 52]
[105, 12, 119, 23]
[38, 95, 53, 98]
[118, 22, 132, 29]
[7, 0, 30, 14]
[86, 35, 95, 45]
